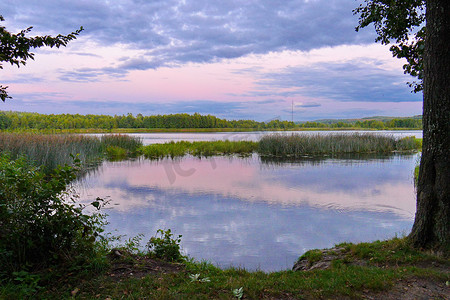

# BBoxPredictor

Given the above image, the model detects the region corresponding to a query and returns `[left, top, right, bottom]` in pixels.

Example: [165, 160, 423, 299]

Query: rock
[292, 247, 347, 272]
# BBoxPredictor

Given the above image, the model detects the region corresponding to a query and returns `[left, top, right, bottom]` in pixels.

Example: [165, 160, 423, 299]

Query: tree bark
[409, 0, 450, 252]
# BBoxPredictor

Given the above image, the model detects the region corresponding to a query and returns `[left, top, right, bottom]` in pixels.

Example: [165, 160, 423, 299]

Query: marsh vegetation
[141, 140, 258, 159]
[258, 133, 420, 157]
[139, 133, 421, 159]
[0, 132, 142, 171]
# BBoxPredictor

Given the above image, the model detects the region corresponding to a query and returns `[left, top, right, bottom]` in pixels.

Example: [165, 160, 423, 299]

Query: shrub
[0, 154, 105, 279]
[146, 229, 185, 262]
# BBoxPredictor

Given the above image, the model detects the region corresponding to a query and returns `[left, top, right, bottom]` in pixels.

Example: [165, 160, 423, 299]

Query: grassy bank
[1, 236, 447, 299]
[258, 133, 420, 157]
[0, 133, 142, 171]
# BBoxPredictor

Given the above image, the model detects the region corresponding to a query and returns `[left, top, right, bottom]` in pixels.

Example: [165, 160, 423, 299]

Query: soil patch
[106, 248, 184, 281]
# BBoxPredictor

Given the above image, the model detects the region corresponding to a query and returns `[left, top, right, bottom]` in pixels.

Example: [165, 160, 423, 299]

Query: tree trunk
[409, 0, 450, 252]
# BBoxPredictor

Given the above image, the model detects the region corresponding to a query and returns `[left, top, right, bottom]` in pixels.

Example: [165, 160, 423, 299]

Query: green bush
[0, 154, 105, 279]
[146, 229, 185, 262]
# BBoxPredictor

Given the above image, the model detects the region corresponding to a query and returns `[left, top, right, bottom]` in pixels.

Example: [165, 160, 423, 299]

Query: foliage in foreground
[0, 154, 106, 282]
[147, 229, 186, 262]
[0, 15, 83, 101]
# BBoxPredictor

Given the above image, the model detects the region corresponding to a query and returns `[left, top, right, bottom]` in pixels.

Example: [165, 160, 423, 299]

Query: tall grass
[0, 133, 142, 171]
[141, 140, 258, 159]
[258, 133, 420, 157]
[100, 134, 143, 153]
[101, 134, 143, 159]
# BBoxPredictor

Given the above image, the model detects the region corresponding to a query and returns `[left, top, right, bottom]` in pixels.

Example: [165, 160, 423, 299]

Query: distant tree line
[0, 111, 296, 130]
[0, 111, 422, 131]
[299, 118, 422, 129]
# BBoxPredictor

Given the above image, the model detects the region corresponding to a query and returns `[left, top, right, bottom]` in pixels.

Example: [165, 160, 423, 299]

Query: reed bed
[141, 140, 258, 159]
[257, 133, 420, 157]
[100, 134, 143, 153]
[0, 133, 142, 171]
[101, 134, 143, 159]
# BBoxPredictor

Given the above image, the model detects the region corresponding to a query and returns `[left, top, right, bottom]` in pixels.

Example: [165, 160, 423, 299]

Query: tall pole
[291, 99, 294, 123]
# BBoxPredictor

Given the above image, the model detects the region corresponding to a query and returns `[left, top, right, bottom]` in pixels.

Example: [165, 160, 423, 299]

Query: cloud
[1, 74, 45, 84]
[251, 59, 423, 103]
[58, 67, 128, 82]
[1, 96, 254, 118]
[69, 52, 103, 58]
[1, 0, 376, 68]
[57, 57, 163, 82]
[296, 102, 321, 108]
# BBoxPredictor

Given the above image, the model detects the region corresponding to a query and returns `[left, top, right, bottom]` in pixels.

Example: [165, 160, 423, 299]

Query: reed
[0, 133, 142, 171]
[100, 134, 143, 153]
[258, 133, 420, 157]
[141, 140, 258, 159]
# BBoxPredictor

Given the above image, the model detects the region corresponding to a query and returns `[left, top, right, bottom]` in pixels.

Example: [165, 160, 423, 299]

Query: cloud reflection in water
[76, 153, 417, 271]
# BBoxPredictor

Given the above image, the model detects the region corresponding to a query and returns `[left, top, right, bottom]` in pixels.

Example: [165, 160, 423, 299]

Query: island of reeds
[257, 133, 421, 157]
[140, 133, 421, 159]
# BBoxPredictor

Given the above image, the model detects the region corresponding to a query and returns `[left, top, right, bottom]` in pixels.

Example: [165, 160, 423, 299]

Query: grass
[2, 237, 447, 299]
[258, 133, 421, 157]
[0, 132, 420, 167]
[101, 134, 143, 159]
[0, 132, 142, 171]
[140, 134, 421, 160]
[140, 140, 259, 159]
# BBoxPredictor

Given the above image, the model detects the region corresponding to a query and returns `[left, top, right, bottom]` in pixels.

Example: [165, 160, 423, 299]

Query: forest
[0, 111, 422, 131]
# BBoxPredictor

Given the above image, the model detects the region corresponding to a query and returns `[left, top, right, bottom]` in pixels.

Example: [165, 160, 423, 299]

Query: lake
[77, 131, 420, 272]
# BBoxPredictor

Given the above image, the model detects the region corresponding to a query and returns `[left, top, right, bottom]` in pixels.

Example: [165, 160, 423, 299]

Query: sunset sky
[0, 0, 423, 121]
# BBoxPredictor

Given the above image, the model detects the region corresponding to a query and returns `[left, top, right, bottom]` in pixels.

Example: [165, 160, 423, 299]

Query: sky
[0, 0, 423, 121]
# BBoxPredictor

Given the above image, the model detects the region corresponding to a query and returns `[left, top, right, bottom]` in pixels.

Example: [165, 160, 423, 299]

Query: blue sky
[0, 0, 422, 121]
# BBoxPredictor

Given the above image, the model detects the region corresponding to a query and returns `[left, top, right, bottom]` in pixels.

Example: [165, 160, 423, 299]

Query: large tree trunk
[409, 0, 450, 252]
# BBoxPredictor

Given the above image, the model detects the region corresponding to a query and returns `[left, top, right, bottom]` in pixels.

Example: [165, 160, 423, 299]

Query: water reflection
[76, 153, 418, 272]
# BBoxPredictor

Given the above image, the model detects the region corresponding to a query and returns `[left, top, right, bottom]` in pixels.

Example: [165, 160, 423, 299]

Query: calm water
[92, 130, 422, 145]
[76, 150, 419, 272]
